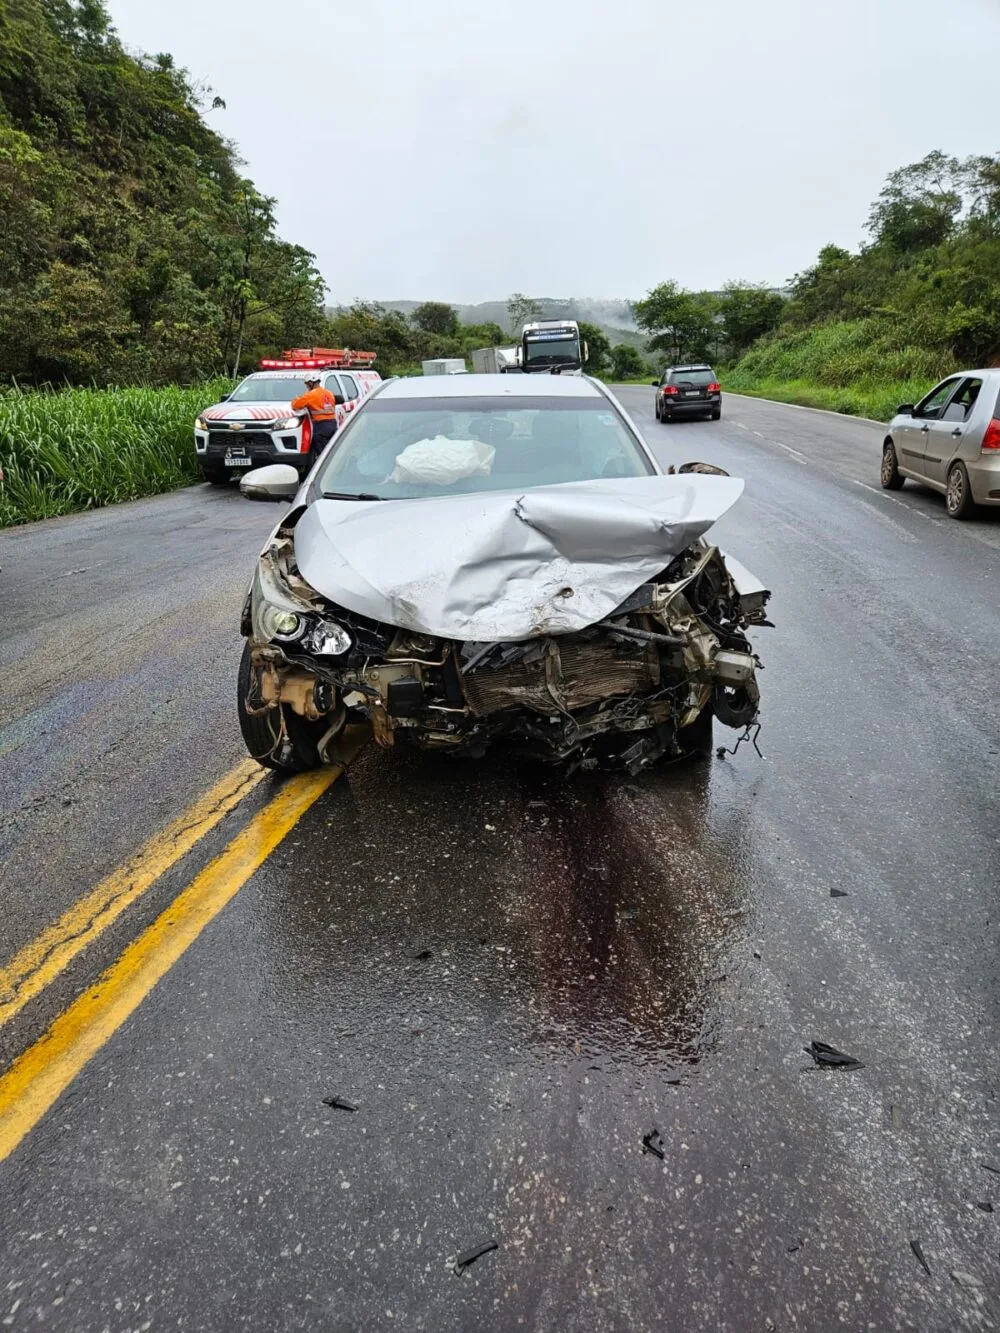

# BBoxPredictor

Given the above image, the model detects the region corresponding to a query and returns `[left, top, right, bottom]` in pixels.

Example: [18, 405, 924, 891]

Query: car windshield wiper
[321, 490, 387, 501]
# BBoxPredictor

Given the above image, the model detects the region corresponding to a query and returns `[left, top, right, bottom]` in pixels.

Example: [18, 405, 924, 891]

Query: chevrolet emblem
[229, 422, 245, 430]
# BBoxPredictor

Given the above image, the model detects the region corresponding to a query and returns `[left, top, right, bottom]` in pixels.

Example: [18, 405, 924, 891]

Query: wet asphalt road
[2, 388, 1000, 1331]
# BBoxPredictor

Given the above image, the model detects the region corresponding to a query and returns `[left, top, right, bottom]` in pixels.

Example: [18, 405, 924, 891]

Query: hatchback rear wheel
[880, 440, 904, 490]
[945, 460, 975, 519]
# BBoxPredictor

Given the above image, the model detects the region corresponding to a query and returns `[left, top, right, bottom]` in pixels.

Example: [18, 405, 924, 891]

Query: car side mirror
[651, 380, 659, 387]
[240, 464, 300, 503]
[897, 403, 915, 416]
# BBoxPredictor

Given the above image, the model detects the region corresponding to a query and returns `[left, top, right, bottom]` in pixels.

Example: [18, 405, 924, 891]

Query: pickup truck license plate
[224, 453, 253, 467]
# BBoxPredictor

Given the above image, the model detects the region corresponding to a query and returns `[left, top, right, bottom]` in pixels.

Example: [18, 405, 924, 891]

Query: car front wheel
[237, 642, 327, 771]
[945, 460, 975, 519]
[202, 466, 230, 486]
[880, 439, 904, 490]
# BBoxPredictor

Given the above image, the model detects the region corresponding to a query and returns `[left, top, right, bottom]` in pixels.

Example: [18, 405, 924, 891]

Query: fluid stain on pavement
[252, 743, 752, 1088]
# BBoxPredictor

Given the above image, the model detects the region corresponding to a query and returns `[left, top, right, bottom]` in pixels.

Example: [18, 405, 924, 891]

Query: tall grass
[0, 380, 232, 528]
[722, 317, 951, 421]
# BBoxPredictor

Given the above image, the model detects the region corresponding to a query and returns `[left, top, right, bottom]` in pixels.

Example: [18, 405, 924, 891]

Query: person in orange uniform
[291, 374, 339, 455]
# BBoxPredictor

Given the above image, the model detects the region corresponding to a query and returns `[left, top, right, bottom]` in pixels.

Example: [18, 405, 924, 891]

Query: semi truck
[520, 320, 587, 375]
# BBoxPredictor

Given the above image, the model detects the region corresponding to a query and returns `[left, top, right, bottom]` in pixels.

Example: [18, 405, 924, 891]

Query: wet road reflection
[256, 742, 758, 1084]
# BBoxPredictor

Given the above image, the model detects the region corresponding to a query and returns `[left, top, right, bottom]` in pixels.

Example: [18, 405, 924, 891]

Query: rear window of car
[315, 396, 654, 500]
[669, 368, 715, 386]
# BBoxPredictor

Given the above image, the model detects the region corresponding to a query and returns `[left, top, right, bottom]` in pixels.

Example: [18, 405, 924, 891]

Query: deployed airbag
[390, 437, 495, 486]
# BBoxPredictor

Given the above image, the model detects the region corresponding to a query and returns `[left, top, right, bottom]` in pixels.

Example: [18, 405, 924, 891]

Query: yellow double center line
[0, 739, 362, 1164]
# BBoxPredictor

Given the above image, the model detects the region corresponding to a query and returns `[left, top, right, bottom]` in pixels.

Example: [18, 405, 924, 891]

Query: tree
[718, 282, 786, 359]
[506, 292, 542, 336]
[633, 281, 717, 365]
[411, 301, 459, 336]
[578, 321, 610, 377]
[867, 151, 964, 253]
[609, 344, 645, 380]
[786, 245, 859, 325]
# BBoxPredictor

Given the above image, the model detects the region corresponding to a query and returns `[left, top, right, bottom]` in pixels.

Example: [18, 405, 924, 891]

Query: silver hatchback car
[881, 370, 1000, 518]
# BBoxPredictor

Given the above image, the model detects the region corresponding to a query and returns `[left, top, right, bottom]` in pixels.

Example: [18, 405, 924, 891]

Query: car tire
[237, 641, 324, 772]
[677, 703, 713, 758]
[711, 409, 721, 421]
[654, 399, 661, 421]
[945, 460, 975, 519]
[202, 467, 230, 486]
[880, 439, 904, 490]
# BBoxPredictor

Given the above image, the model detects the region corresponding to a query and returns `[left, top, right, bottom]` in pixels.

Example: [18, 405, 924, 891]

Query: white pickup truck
[193, 350, 380, 484]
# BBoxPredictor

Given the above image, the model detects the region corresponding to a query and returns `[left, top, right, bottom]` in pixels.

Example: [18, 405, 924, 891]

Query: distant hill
[371, 297, 647, 353]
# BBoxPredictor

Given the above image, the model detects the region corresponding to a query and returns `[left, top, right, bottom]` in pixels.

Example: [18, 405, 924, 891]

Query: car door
[900, 377, 963, 478]
[922, 376, 982, 487]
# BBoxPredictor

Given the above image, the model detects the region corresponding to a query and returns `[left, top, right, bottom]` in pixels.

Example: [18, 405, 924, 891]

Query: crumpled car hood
[293, 474, 744, 641]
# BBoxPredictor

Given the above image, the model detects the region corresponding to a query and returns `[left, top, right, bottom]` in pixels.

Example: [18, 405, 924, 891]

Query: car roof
[668, 364, 712, 372]
[377, 373, 606, 400]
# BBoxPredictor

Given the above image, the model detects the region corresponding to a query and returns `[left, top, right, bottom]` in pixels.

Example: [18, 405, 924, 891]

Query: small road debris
[804, 1041, 864, 1071]
[454, 1240, 498, 1274]
[642, 1130, 665, 1160]
[830, 888, 849, 898]
[975, 1201, 994, 1213]
[322, 1096, 358, 1112]
[910, 1239, 932, 1276]
[413, 949, 433, 961]
[980, 1163, 1000, 1176]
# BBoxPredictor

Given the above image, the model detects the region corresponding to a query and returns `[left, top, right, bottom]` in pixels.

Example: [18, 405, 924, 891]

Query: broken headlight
[302, 619, 352, 656]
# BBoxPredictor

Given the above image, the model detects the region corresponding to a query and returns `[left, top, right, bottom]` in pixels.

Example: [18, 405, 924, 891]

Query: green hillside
[0, 0, 326, 386]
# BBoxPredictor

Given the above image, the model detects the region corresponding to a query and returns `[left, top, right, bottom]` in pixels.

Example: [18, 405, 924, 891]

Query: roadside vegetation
[0, 382, 231, 527]
[637, 151, 1000, 420]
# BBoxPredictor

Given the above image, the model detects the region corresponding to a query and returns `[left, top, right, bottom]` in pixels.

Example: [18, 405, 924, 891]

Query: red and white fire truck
[194, 350, 381, 484]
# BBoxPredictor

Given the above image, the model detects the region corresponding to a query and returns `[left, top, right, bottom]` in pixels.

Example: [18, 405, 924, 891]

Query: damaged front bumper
[243, 527, 771, 775]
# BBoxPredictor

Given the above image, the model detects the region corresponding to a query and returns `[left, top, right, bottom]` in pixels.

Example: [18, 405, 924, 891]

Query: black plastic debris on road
[975, 1200, 994, 1213]
[981, 1163, 1000, 1176]
[830, 888, 849, 898]
[322, 1095, 358, 1112]
[804, 1041, 864, 1071]
[642, 1130, 665, 1161]
[910, 1239, 932, 1276]
[454, 1241, 498, 1274]
[413, 949, 433, 961]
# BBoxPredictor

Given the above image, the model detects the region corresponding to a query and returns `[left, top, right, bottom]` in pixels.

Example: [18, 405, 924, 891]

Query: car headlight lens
[271, 416, 299, 431]
[195, 416, 207, 431]
[307, 619, 353, 656]
[259, 604, 305, 641]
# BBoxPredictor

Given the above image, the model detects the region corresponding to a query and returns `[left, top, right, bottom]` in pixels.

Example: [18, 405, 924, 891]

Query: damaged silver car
[236, 375, 771, 775]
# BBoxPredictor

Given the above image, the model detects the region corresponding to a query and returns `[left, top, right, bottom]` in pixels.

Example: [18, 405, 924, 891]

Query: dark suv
[653, 365, 722, 422]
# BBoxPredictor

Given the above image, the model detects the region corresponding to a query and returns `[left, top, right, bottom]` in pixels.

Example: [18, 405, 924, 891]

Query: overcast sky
[107, 0, 1000, 306]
